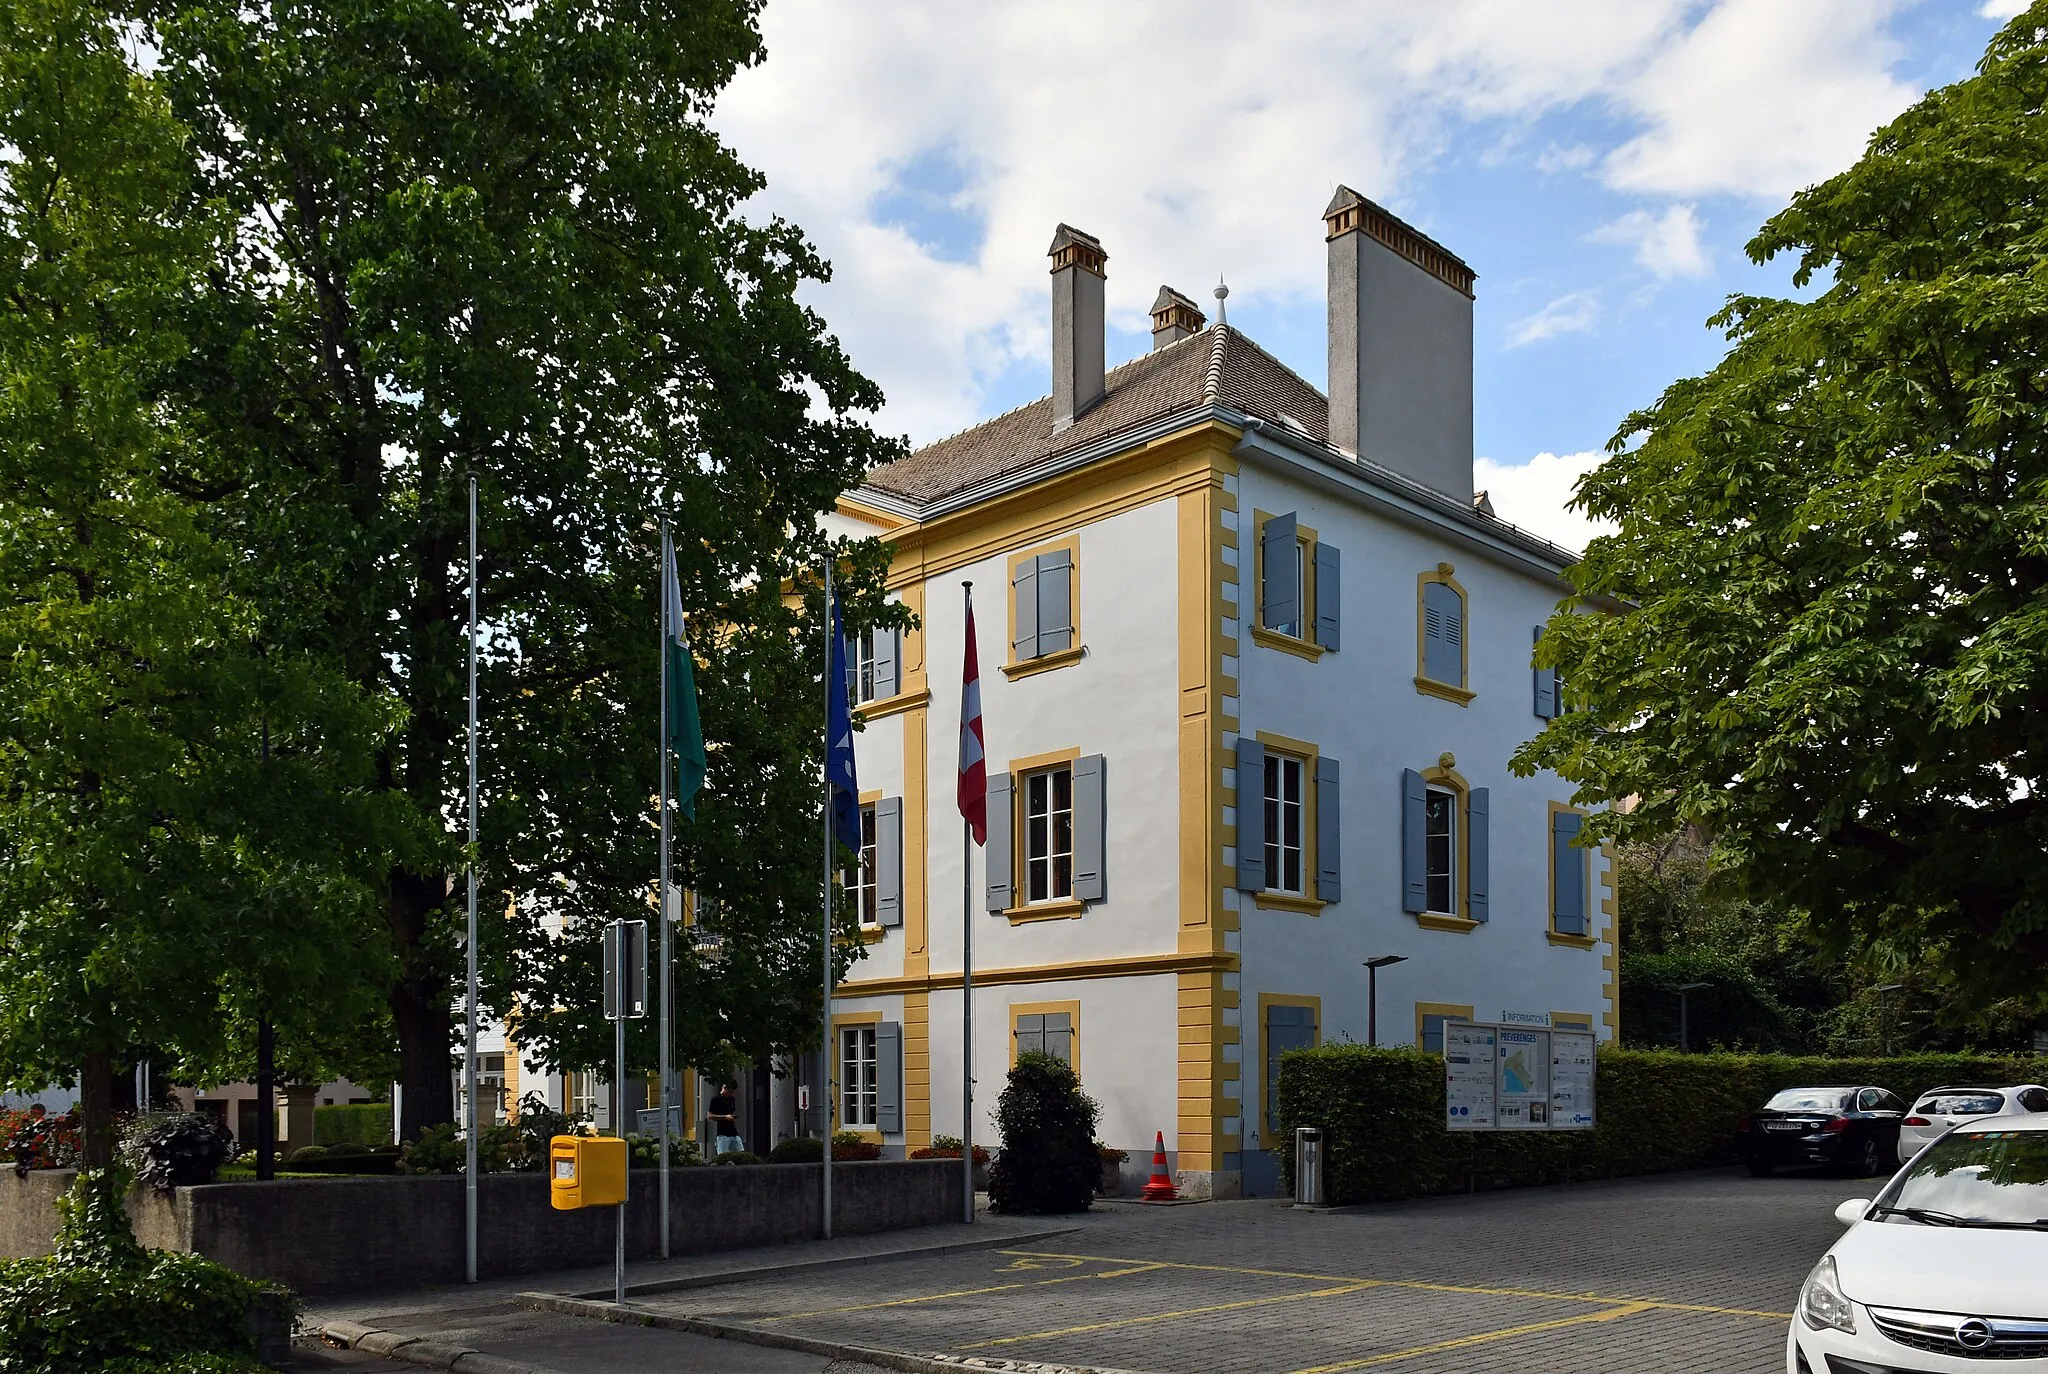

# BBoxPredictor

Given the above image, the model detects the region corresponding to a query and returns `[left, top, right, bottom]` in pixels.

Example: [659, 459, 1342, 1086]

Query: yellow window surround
[1255, 992, 1321, 1139]
[1251, 730, 1327, 913]
[1003, 535, 1084, 680]
[1415, 759, 1477, 930]
[829, 1010, 885, 1143]
[1250, 510, 1326, 661]
[1415, 563, 1474, 704]
[1008, 999, 1081, 1068]
[1547, 799, 1595, 947]
[1415, 1001, 1476, 1051]
[1004, 746, 1087, 918]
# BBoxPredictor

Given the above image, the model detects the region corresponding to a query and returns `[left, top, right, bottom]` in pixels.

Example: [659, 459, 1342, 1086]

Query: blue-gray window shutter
[875, 625, 900, 701]
[876, 797, 903, 928]
[1423, 581, 1463, 685]
[1235, 736, 1267, 892]
[1260, 514, 1297, 631]
[876, 1021, 902, 1134]
[985, 773, 1014, 912]
[1314, 756, 1340, 903]
[1036, 549, 1073, 654]
[1532, 626, 1555, 719]
[1401, 769, 1427, 913]
[1552, 810, 1587, 935]
[1074, 753, 1106, 902]
[1313, 542, 1340, 650]
[1012, 558, 1039, 659]
[1467, 788, 1490, 923]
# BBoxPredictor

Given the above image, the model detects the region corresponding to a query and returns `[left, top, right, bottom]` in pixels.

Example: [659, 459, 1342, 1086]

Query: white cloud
[1507, 291, 1600, 347]
[1476, 451, 1617, 553]
[1590, 204, 1710, 278]
[1979, 1, 2029, 19]
[1536, 142, 1597, 174]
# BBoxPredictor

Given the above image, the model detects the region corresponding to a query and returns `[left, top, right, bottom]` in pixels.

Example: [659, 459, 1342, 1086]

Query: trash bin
[1294, 1126, 1325, 1207]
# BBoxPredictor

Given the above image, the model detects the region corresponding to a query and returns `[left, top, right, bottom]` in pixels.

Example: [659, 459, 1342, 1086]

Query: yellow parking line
[1285, 1302, 1655, 1373]
[954, 1281, 1384, 1349]
[750, 1260, 1166, 1324]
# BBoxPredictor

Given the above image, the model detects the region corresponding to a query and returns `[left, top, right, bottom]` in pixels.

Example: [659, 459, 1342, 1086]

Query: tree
[1517, 6, 2048, 1022]
[137, 0, 904, 1134]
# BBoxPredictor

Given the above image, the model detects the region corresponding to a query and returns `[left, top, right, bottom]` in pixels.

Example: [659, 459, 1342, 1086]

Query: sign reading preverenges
[1443, 1020, 1596, 1132]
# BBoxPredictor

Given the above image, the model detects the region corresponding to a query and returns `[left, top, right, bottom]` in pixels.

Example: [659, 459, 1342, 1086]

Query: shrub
[283, 1146, 326, 1164]
[1274, 1045, 2047, 1205]
[909, 1137, 989, 1165]
[831, 1130, 882, 1161]
[768, 1136, 821, 1163]
[5, 1109, 83, 1177]
[625, 1133, 701, 1168]
[397, 1124, 463, 1175]
[987, 1053, 1099, 1215]
[713, 1150, 761, 1166]
[322, 1142, 369, 1158]
[510, 1092, 589, 1170]
[120, 1114, 235, 1191]
[312, 1103, 391, 1148]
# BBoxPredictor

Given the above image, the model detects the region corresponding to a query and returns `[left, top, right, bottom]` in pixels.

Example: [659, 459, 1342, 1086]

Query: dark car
[1737, 1085, 1904, 1177]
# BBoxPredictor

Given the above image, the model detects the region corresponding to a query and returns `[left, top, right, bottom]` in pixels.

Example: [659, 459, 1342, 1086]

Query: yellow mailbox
[549, 1134, 627, 1210]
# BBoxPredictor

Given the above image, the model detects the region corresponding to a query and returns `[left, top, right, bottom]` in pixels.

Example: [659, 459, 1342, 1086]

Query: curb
[523, 1292, 1143, 1374]
[314, 1322, 565, 1374]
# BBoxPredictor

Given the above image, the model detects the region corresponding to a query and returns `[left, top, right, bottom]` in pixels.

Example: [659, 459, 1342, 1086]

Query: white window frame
[1424, 785, 1458, 916]
[843, 803, 879, 927]
[1022, 766, 1074, 904]
[1262, 754, 1305, 895]
[840, 1025, 878, 1129]
[849, 630, 878, 705]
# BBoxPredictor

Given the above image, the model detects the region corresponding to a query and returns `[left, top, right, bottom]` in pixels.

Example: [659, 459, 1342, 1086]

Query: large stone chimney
[1048, 224, 1107, 432]
[1149, 286, 1205, 350]
[1324, 186, 1475, 501]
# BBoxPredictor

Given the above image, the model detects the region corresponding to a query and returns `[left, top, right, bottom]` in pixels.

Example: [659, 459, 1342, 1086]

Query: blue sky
[715, 1, 2024, 548]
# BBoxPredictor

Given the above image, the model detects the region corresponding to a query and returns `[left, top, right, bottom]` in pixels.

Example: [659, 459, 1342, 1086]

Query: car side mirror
[1834, 1198, 1871, 1227]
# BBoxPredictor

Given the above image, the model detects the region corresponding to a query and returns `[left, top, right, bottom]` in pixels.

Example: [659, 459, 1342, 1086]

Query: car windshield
[1878, 1130, 2048, 1227]
[1765, 1089, 1850, 1112]
[1917, 1093, 2004, 1117]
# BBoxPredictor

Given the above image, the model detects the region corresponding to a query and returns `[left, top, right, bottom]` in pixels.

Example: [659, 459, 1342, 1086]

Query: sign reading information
[1442, 1020, 1596, 1132]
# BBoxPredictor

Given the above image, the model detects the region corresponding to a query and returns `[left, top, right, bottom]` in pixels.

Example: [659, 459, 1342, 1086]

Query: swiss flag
[958, 596, 987, 845]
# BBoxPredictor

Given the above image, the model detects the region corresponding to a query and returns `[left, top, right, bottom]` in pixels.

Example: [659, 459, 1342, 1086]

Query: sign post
[1443, 1020, 1596, 1134]
[604, 919, 648, 1308]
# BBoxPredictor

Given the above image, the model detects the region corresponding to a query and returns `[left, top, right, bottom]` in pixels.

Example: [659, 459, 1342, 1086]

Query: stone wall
[1, 1160, 964, 1295]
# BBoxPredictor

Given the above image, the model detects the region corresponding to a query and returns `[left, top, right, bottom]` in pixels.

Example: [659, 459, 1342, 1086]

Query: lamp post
[1364, 956, 1408, 1047]
[1676, 982, 1709, 1053]
[1875, 984, 1905, 1056]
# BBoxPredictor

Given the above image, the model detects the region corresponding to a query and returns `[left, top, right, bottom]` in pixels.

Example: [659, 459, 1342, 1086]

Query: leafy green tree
[136, 0, 903, 1133]
[1519, 7, 2048, 1022]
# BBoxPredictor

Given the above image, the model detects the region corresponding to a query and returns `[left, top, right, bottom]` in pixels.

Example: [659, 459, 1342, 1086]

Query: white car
[1897, 1083, 2048, 1165]
[1789, 1112, 2048, 1372]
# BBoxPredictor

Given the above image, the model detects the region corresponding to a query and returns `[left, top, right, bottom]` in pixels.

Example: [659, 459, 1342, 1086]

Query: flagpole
[464, 474, 480, 1284]
[657, 522, 673, 1260]
[821, 558, 835, 1241]
[961, 581, 975, 1227]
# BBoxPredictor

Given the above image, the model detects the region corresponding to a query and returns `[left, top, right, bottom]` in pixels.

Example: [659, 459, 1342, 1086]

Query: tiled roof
[862, 326, 1329, 506]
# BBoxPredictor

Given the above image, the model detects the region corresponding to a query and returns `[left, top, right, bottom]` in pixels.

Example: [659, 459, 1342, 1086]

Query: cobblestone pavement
[629, 1169, 1852, 1373]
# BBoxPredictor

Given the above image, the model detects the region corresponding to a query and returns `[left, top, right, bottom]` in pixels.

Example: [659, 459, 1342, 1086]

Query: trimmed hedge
[1275, 1045, 2041, 1205]
[312, 1104, 390, 1148]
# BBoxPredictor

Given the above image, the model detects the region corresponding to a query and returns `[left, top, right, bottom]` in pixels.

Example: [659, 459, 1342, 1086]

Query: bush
[986, 1054, 1099, 1215]
[713, 1150, 761, 1166]
[397, 1124, 463, 1175]
[120, 1114, 236, 1191]
[283, 1146, 326, 1164]
[322, 1142, 368, 1158]
[312, 1103, 391, 1148]
[909, 1136, 989, 1165]
[0, 1169, 292, 1374]
[625, 1133, 700, 1168]
[1274, 1045, 2047, 1205]
[510, 1093, 588, 1170]
[5, 1109, 83, 1176]
[768, 1136, 821, 1163]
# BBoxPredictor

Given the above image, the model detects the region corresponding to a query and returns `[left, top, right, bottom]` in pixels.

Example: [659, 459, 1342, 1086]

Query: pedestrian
[708, 1081, 742, 1157]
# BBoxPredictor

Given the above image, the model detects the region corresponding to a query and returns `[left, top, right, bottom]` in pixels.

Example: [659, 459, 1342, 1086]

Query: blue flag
[826, 592, 861, 852]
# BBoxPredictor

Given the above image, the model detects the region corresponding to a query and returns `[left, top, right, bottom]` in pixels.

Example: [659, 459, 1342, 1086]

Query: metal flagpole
[821, 560, 835, 1240]
[657, 522, 673, 1261]
[464, 475, 480, 1284]
[961, 582, 975, 1226]
[615, 940, 627, 1308]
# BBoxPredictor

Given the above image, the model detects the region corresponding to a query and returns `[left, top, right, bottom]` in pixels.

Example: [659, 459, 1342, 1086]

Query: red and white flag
[958, 593, 987, 845]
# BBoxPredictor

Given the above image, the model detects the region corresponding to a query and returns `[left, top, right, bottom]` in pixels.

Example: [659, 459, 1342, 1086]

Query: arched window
[1415, 565, 1472, 704]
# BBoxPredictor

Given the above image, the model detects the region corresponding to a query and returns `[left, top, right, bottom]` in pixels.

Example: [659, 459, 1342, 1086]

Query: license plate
[1764, 1122, 1802, 1132]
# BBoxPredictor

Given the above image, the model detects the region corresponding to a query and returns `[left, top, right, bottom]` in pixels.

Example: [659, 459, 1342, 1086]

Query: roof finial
[1213, 274, 1229, 327]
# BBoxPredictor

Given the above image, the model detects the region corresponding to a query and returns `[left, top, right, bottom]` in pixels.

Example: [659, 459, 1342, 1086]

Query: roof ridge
[1202, 324, 1230, 402]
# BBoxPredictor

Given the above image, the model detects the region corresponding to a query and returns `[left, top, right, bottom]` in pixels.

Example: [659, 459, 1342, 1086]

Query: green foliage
[625, 1134, 700, 1168]
[713, 1150, 762, 1166]
[1276, 1045, 2044, 1205]
[767, 1136, 821, 1163]
[1515, 7, 2048, 1020]
[0, 1170, 289, 1373]
[119, 1114, 235, 1191]
[396, 1124, 463, 1176]
[313, 1104, 392, 1148]
[987, 1054, 1100, 1215]
[508, 1093, 583, 1170]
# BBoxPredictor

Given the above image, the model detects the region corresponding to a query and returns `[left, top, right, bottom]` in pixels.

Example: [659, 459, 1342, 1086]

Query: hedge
[1274, 1045, 2041, 1205]
[312, 1104, 391, 1148]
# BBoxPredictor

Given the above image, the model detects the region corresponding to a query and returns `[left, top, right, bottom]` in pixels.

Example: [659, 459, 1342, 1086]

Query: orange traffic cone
[1140, 1130, 1178, 1201]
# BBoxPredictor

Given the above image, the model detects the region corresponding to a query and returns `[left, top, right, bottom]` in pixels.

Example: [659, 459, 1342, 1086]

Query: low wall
[2, 1160, 964, 1295]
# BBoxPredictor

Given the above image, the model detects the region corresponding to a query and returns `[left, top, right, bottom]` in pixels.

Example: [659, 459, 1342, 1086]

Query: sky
[712, 0, 2028, 552]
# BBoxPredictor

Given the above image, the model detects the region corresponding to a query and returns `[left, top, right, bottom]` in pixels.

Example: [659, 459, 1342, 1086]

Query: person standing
[708, 1081, 742, 1157]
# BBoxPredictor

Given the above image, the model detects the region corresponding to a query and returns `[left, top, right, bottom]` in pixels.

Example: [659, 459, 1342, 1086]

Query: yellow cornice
[836, 949, 1236, 1000]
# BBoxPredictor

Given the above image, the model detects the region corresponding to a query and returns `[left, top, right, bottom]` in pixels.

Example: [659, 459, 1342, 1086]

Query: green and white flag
[663, 530, 706, 819]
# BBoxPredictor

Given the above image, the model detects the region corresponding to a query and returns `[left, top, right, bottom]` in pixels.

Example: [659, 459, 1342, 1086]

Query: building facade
[821, 191, 1615, 1199]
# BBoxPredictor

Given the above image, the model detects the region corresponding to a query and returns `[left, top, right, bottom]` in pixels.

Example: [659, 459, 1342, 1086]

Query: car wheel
[1746, 1160, 1773, 1178]
[1859, 1139, 1882, 1177]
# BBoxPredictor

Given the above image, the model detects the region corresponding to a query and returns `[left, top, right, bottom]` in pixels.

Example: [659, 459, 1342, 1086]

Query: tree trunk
[78, 1048, 115, 1170]
[255, 1020, 276, 1180]
[389, 868, 456, 1142]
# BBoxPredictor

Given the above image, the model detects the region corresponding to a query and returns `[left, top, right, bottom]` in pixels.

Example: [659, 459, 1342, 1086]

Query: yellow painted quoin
[549, 1135, 626, 1210]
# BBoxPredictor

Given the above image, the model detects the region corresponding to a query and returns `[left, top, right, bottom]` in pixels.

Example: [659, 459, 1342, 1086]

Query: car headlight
[1800, 1256, 1855, 1334]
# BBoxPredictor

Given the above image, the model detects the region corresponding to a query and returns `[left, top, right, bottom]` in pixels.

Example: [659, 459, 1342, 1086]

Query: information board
[1441, 1020, 1595, 1132]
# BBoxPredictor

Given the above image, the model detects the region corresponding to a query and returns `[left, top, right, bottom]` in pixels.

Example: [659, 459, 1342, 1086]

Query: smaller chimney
[1049, 224, 1107, 433]
[1149, 286, 1206, 350]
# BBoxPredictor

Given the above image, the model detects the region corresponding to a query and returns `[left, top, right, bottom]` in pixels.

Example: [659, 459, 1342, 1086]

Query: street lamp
[1875, 984, 1905, 1056]
[1364, 956, 1408, 1047]
[1676, 982, 1710, 1053]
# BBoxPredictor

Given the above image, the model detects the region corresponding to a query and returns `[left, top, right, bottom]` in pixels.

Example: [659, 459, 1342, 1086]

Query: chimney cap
[1048, 223, 1107, 276]
[1150, 284, 1202, 316]
[1323, 184, 1475, 297]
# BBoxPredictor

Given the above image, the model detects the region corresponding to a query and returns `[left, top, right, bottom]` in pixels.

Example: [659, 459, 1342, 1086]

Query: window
[1015, 1011, 1073, 1063]
[1264, 754, 1305, 895]
[1424, 786, 1456, 915]
[1263, 1002, 1318, 1131]
[1254, 512, 1340, 653]
[840, 1025, 877, 1129]
[1550, 808, 1588, 936]
[1023, 766, 1074, 904]
[849, 630, 877, 704]
[842, 803, 879, 926]
[1415, 567, 1470, 702]
[2018, 1088, 2048, 1113]
[1266, 538, 1303, 638]
[1010, 543, 1076, 664]
[566, 1072, 598, 1120]
[844, 626, 900, 704]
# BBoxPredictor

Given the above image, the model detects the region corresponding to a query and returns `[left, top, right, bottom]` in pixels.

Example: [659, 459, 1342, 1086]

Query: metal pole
[615, 956, 627, 1309]
[657, 522, 673, 1261]
[465, 475, 480, 1284]
[1367, 965, 1378, 1048]
[821, 559, 835, 1241]
[1679, 990, 1689, 1054]
[961, 582, 975, 1226]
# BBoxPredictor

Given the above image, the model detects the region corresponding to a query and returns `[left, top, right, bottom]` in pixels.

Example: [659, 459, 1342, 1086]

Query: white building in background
[817, 190, 1615, 1200]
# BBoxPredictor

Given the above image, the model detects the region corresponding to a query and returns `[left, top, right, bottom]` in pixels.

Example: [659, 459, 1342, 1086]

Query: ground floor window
[1014, 1010, 1073, 1063]
[840, 1025, 878, 1128]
